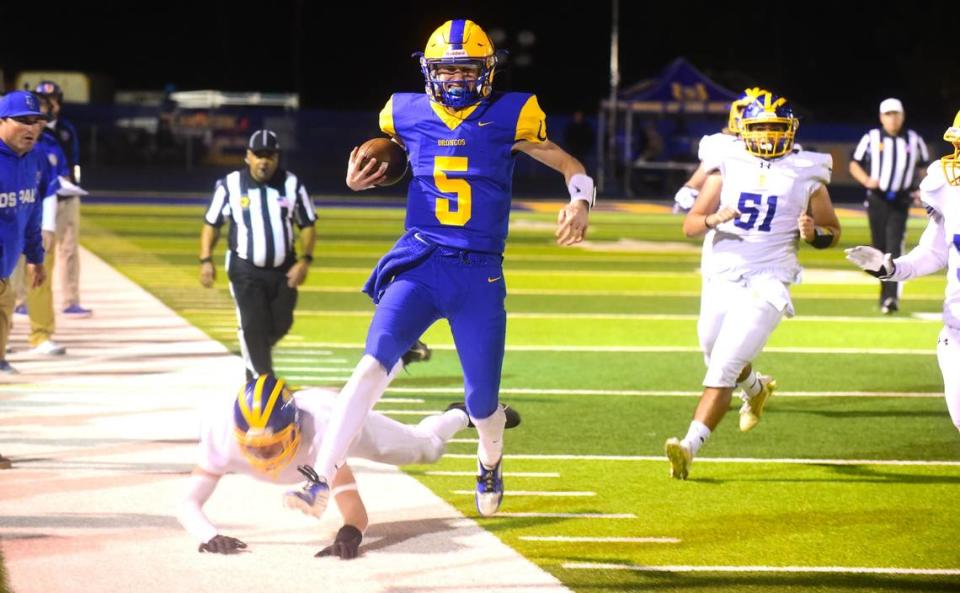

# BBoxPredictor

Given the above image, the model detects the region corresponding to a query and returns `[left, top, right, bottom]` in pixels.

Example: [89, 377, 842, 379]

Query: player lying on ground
[176, 373, 521, 557]
[846, 109, 960, 431]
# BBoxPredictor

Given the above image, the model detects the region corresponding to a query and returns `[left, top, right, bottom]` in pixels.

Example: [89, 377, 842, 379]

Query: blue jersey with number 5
[379, 91, 547, 254]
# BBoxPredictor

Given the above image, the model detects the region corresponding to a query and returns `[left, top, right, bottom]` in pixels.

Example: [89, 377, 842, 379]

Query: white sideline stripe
[384, 387, 943, 399]
[523, 536, 680, 544]
[452, 490, 595, 497]
[425, 471, 560, 478]
[274, 349, 333, 355]
[290, 310, 939, 325]
[274, 357, 348, 364]
[274, 366, 354, 372]
[379, 398, 425, 404]
[498, 512, 636, 519]
[284, 376, 352, 382]
[448, 438, 480, 443]
[444, 453, 960, 466]
[378, 409, 443, 415]
[290, 342, 936, 355]
[561, 562, 960, 576]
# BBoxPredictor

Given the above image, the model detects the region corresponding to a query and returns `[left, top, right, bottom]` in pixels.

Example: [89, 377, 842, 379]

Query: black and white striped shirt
[852, 128, 929, 193]
[204, 168, 317, 268]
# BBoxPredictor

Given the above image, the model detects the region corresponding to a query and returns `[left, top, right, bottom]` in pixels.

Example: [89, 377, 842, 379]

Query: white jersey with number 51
[706, 147, 832, 283]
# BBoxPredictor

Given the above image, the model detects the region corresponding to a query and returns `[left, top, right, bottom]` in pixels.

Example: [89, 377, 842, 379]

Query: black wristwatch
[300, 254, 314, 264]
[199, 256, 213, 264]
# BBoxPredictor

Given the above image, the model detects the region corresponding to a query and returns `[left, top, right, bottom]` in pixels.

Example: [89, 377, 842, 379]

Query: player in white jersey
[673, 87, 765, 212]
[665, 91, 841, 479]
[176, 373, 521, 557]
[846, 110, 960, 431]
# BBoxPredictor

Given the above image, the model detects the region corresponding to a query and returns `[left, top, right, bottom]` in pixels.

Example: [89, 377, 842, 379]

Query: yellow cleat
[664, 437, 693, 480]
[739, 374, 776, 432]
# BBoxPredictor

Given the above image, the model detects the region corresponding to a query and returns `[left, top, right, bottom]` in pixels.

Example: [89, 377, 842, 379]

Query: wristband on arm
[567, 173, 596, 209]
[807, 226, 835, 249]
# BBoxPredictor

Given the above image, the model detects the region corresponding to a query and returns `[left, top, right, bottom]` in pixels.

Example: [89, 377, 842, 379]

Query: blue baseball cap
[0, 91, 44, 118]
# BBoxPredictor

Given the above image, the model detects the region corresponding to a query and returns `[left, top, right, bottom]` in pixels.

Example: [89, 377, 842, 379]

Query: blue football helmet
[234, 374, 301, 475]
[415, 19, 498, 109]
[739, 91, 799, 159]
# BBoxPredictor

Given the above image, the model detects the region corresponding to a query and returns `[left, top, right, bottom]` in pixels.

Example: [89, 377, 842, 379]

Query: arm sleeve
[41, 194, 57, 232]
[203, 180, 229, 227]
[515, 95, 547, 144]
[23, 200, 44, 265]
[379, 95, 396, 137]
[888, 210, 948, 281]
[176, 473, 220, 543]
[294, 179, 317, 227]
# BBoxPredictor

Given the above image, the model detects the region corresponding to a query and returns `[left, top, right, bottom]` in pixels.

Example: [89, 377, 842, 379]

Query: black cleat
[401, 340, 432, 367]
[446, 402, 521, 429]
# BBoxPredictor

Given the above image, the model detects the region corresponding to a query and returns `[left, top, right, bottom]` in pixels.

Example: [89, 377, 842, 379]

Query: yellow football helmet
[234, 374, 301, 475]
[739, 91, 799, 159]
[942, 110, 960, 186]
[725, 87, 767, 135]
[416, 19, 498, 108]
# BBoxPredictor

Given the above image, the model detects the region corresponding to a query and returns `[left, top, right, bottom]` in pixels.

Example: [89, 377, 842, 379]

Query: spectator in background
[35, 81, 92, 318]
[563, 110, 594, 167]
[13, 93, 69, 356]
[849, 98, 929, 314]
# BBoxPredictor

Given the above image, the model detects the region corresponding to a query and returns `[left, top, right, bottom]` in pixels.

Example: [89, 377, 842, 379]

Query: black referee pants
[227, 256, 298, 380]
[866, 190, 911, 305]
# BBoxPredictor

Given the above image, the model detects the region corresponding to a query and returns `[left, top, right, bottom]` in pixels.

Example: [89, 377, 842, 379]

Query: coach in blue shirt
[0, 90, 59, 379]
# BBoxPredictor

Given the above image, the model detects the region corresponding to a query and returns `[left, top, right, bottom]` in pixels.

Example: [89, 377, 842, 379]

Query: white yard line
[273, 366, 354, 372]
[448, 438, 480, 443]
[498, 513, 636, 519]
[523, 536, 680, 544]
[443, 454, 960, 466]
[425, 471, 560, 478]
[384, 387, 942, 398]
[452, 490, 596, 497]
[562, 562, 960, 576]
[287, 342, 937, 355]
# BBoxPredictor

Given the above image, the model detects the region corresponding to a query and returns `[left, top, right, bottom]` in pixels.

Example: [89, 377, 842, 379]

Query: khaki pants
[0, 277, 15, 361]
[56, 196, 81, 308]
[24, 240, 57, 347]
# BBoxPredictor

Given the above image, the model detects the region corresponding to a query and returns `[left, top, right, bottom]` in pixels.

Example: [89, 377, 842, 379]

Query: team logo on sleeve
[240, 195, 250, 209]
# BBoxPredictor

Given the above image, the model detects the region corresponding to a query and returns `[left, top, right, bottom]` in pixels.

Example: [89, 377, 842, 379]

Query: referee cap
[248, 129, 280, 153]
[879, 98, 904, 114]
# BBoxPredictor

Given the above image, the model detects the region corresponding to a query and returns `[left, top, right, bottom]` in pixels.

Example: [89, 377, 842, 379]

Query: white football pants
[936, 326, 960, 431]
[698, 275, 790, 387]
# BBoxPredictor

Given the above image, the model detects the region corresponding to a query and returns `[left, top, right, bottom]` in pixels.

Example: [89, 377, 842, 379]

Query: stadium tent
[597, 57, 739, 194]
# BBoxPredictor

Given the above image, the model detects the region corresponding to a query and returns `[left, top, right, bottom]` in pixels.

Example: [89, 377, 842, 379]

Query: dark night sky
[2, 1, 956, 125]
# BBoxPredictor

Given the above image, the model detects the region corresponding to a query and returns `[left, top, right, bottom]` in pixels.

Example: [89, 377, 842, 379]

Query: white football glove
[845, 246, 895, 278]
[673, 186, 698, 211]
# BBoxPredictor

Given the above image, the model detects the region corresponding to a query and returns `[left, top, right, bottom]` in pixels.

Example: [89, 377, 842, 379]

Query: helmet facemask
[235, 423, 301, 475]
[419, 55, 496, 109]
[741, 119, 798, 158]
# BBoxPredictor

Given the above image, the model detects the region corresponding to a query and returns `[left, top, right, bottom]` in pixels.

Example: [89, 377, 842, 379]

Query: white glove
[845, 246, 895, 278]
[674, 186, 698, 211]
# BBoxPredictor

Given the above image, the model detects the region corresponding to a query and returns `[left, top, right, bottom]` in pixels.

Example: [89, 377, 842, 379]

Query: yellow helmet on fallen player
[234, 374, 301, 476]
[416, 19, 498, 108]
[725, 87, 767, 135]
[942, 110, 960, 186]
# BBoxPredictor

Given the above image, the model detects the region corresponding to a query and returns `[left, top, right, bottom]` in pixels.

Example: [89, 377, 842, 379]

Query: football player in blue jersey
[296, 19, 594, 518]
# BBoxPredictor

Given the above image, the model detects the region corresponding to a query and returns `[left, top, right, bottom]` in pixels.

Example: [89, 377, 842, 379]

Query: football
[358, 137, 408, 186]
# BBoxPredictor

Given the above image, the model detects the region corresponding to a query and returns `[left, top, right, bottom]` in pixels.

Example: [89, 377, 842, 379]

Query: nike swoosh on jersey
[478, 121, 494, 127]
[487, 276, 502, 283]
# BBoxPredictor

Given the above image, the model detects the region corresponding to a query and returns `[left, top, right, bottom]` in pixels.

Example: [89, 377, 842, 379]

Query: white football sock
[417, 408, 469, 443]
[681, 420, 712, 456]
[314, 355, 399, 482]
[472, 405, 507, 468]
[738, 370, 762, 398]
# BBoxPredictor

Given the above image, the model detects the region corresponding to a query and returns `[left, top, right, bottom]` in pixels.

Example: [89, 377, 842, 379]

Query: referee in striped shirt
[199, 129, 317, 380]
[849, 98, 929, 314]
